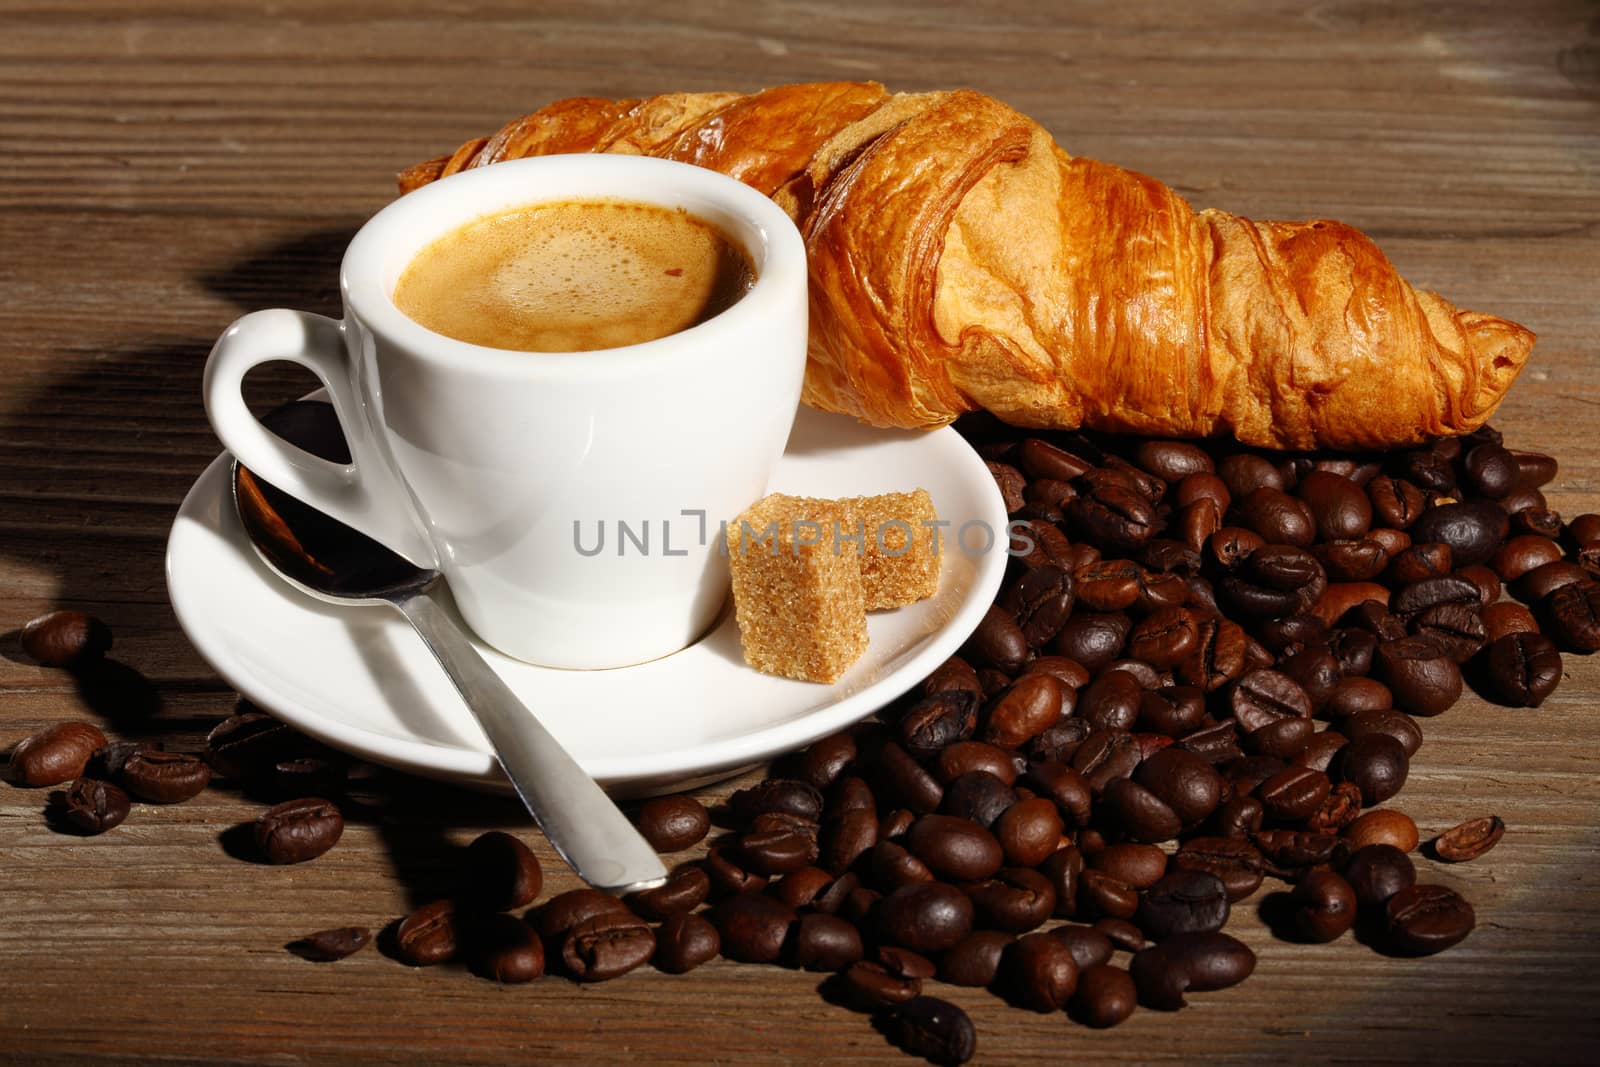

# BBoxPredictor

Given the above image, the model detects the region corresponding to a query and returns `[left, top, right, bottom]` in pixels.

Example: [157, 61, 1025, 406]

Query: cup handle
[203, 308, 438, 568]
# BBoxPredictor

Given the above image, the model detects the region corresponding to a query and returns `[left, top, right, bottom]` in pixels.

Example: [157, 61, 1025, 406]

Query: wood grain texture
[1, 1, 1598, 1063]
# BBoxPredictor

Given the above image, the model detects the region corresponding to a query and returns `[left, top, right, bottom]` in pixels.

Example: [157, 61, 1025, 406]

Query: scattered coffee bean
[532, 888, 631, 946]
[790, 912, 865, 972]
[940, 929, 1014, 987]
[877, 881, 974, 953]
[654, 912, 720, 974]
[635, 794, 710, 852]
[1070, 963, 1138, 1028]
[465, 831, 543, 911]
[287, 925, 371, 963]
[1433, 815, 1506, 862]
[9, 721, 107, 787]
[1384, 883, 1475, 956]
[1137, 870, 1231, 940]
[58, 776, 129, 834]
[21, 610, 112, 668]
[1006, 932, 1079, 1011]
[253, 797, 343, 864]
[396, 899, 459, 966]
[1129, 931, 1255, 1010]
[885, 996, 977, 1066]
[562, 912, 655, 980]
[1342, 808, 1419, 853]
[844, 959, 922, 1009]
[1343, 844, 1417, 907]
[1291, 870, 1358, 942]
[119, 749, 210, 803]
[472, 913, 545, 983]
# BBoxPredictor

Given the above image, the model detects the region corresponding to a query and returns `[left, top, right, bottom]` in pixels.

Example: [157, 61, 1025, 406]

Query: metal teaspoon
[230, 400, 666, 894]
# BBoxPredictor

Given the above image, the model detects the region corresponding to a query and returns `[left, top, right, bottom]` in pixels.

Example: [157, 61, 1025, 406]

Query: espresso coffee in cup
[393, 199, 755, 353]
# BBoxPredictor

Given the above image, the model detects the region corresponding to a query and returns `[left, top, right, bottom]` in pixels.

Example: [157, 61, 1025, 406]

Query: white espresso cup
[204, 155, 808, 668]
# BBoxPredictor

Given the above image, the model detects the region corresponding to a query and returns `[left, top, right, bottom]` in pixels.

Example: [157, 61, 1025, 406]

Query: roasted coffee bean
[939, 772, 1017, 829]
[1338, 734, 1409, 806]
[1461, 563, 1504, 604]
[1513, 506, 1566, 539]
[1292, 869, 1358, 942]
[1133, 686, 1204, 738]
[1314, 538, 1389, 582]
[1257, 766, 1332, 821]
[1481, 632, 1562, 707]
[1433, 815, 1506, 863]
[254, 797, 342, 864]
[1037, 845, 1084, 919]
[877, 881, 974, 953]
[886, 996, 977, 1066]
[1103, 658, 1167, 689]
[813, 870, 861, 915]
[964, 867, 1056, 933]
[1177, 617, 1248, 692]
[1103, 778, 1182, 843]
[653, 912, 720, 974]
[471, 913, 545, 983]
[1028, 717, 1092, 765]
[1023, 478, 1074, 518]
[1207, 526, 1266, 571]
[1210, 795, 1266, 841]
[287, 925, 372, 963]
[1568, 512, 1600, 546]
[1052, 611, 1131, 669]
[1137, 869, 1230, 940]
[1279, 646, 1342, 712]
[829, 773, 877, 817]
[1221, 754, 1287, 796]
[982, 675, 1060, 748]
[1129, 931, 1255, 1010]
[628, 864, 712, 920]
[1326, 626, 1379, 677]
[1126, 607, 1200, 670]
[1396, 447, 1456, 493]
[1023, 654, 1092, 692]
[9, 721, 107, 787]
[1070, 963, 1139, 1028]
[843, 959, 922, 1009]
[922, 657, 982, 700]
[1375, 637, 1462, 716]
[1237, 488, 1316, 547]
[934, 741, 1019, 786]
[206, 710, 305, 779]
[58, 777, 129, 834]
[940, 929, 1014, 987]
[1018, 437, 1093, 482]
[1258, 613, 1327, 654]
[1073, 560, 1144, 612]
[1542, 580, 1600, 651]
[966, 605, 1032, 673]
[119, 750, 210, 804]
[1409, 603, 1486, 663]
[1385, 884, 1475, 956]
[1298, 471, 1372, 541]
[1070, 730, 1143, 792]
[907, 814, 1004, 881]
[1410, 501, 1509, 567]
[1247, 717, 1314, 759]
[532, 888, 630, 947]
[986, 461, 1027, 512]
[1217, 453, 1283, 498]
[994, 797, 1063, 867]
[1342, 708, 1423, 758]
[1295, 731, 1350, 774]
[1177, 471, 1231, 513]
[1463, 442, 1517, 498]
[868, 841, 935, 891]
[463, 831, 544, 911]
[710, 892, 795, 964]
[1252, 829, 1347, 873]
[1368, 475, 1426, 529]
[1069, 478, 1157, 552]
[797, 730, 860, 790]
[89, 739, 157, 779]
[820, 808, 879, 875]
[1517, 560, 1590, 602]
[731, 778, 822, 824]
[1005, 932, 1080, 1011]
[704, 843, 769, 894]
[1332, 596, 1405, 640]
[563, 912, 655, 980]
[902, 687, 985, 755]
[1171, 837, 1264, 902]
[752, 810, 821, 850]
[1133, 440, 1211, 483]
[1078, 869, 1140, 920]
[1142, 537, 1203, 577]
[788, 913, 864, 972]
[876, 742, 944, 814]
[634, 794, 711, 853]
[1327, 676, 1393, 717]
[1305, 780, 1363, 833]
[1176, 720, 1245, 765]
[21, 610, 112, 668]
[1342, 844, 1416, 907]
[1229, 669, 1313, 734]
[740, 829, 814, 876]
[1001, 565, 1075, 648]
[1492, 535, 1564, 582]
[1392, 575, 1480, 618]
[1387, 542, 1454, 585]
[1091, 918, 1144, 953]
[1134, 748, 1224, 827]
[1078, 670, 1142, 732]
[1087, 843, 1167, 889]
[1343, 808, 1419, 853]
[1013, 518, 1078, 569]
[396, 899, 459, 966]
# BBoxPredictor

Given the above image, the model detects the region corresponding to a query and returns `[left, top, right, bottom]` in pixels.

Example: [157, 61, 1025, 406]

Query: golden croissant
[399, 82, 1534, 450]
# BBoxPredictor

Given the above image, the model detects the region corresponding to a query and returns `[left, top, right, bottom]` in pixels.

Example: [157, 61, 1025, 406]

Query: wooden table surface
[3, 2, 1598, 1063]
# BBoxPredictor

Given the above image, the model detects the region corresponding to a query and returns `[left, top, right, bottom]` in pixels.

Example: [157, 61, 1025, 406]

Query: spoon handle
[392, 589, 667, 894]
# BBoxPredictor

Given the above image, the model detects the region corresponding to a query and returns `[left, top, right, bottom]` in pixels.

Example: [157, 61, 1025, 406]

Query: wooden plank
[1, 0, 1598, 1062]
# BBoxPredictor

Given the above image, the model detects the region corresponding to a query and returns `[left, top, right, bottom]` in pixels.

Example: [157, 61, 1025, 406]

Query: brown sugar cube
[725, 493, 868, 684]
[837, 489, 941, 610]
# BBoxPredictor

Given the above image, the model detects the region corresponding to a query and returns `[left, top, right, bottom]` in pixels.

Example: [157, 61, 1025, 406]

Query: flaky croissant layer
[400, 82, 1534, 450]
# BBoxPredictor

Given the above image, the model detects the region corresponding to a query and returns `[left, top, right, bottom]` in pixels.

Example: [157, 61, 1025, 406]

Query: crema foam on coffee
[393, 199, 754, 353]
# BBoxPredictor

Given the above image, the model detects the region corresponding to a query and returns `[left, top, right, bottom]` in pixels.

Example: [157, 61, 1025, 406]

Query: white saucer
[166, 406, 1008, 797]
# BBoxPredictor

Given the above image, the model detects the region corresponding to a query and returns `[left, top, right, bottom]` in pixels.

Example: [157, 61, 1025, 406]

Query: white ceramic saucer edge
[166, 405, 1008, 796]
